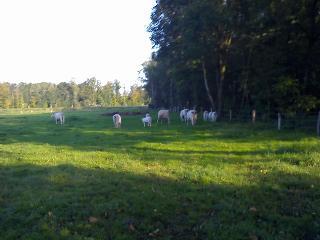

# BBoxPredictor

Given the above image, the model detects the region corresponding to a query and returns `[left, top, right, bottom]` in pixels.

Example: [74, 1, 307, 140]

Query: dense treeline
[0, 78, 148, 108]
[143, 0, 320, 116]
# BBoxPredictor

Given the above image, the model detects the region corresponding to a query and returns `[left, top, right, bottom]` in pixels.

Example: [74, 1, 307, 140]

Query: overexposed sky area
[0, 0, 155, 88]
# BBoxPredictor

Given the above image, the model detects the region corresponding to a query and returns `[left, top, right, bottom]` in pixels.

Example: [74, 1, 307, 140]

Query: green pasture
[0, 109, 319, 239]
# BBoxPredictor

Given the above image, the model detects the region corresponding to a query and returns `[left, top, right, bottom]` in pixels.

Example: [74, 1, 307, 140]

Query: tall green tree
[0, 83, 11, 108]
[144, 0, 320, 115]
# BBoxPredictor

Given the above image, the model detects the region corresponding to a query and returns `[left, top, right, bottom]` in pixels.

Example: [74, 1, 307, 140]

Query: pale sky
[0, 0, 155, 88]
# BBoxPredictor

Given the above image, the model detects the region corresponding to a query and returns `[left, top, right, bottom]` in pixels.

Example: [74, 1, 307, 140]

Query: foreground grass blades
[0, 110, 319, 240]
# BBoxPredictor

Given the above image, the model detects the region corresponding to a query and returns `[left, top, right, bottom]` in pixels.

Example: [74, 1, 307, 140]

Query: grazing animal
[180, 109, 189, 122]
[203, 110, 209, 121]
[112, 114, 121, 128]
[157, 110, 170, 124]
[142, 113, 152, 127]
[208, 111, 217, 122]
[52, 112, 65, 125]
[186, 110, 197, 126]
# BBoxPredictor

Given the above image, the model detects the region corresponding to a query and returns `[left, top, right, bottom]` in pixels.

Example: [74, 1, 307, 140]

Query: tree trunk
[169, 77, 173, 108]
[215, 31, 232, 116]
[240, 48, 252, 109]
[201, 59, 215, 110]
[216, 52, 227, 116]
[303, 0, 318, 93]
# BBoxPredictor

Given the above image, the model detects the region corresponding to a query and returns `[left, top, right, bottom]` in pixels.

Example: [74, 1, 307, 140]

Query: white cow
[203, 110, 209, 121]
[52, 112, 65, 125]
[208, 111, 217, 122]
[142, 113, 152, 127]
[186, 110, 197, 126]
[157, 110, 170, 124]
[112, 114, 121, 128]
[180, 109, 189, 122]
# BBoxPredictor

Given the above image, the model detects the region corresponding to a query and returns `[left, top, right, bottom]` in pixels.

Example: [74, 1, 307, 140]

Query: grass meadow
[0, 109, 319, 240]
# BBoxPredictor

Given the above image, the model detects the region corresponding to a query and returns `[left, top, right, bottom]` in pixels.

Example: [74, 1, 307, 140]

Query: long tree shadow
[0, 163, 319, 240]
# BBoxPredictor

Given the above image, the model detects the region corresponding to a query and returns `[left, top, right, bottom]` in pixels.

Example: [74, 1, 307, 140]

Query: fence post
[252, 109, 256, 123]
[278, 113, 281, 130]
[229, 109, 232, 121]
[317, 110, 320, 137]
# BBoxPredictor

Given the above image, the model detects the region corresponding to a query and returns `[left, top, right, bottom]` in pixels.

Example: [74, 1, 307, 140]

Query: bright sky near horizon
[0, 0, 155, 88]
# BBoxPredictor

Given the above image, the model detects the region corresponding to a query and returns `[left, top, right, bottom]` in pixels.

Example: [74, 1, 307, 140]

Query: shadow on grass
[0, 163, 319, 240]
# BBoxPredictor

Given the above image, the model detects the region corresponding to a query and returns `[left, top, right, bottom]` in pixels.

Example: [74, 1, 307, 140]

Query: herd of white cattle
[51, 108, 217, 128]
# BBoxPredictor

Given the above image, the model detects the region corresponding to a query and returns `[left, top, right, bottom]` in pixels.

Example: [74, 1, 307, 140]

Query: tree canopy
[143, 0, 320, 115]
[0, 79, 148, 108]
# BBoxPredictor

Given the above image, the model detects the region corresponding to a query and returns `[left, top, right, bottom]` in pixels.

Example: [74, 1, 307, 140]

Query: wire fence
[218, 109, 318, 130]
[169, 106, 320, 136]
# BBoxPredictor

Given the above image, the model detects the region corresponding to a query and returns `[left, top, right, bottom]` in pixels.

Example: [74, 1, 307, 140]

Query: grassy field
[0, 109, 319, 240]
